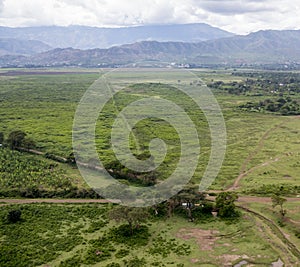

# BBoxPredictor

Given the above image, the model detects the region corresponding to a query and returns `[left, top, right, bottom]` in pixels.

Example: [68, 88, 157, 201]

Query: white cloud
[0, 0, 299, 34]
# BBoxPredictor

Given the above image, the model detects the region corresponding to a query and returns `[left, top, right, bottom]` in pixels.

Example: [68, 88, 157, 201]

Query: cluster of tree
[108, 189, 240, 234]
[208, 80, 252, 95]
[209, 71, 300, 96]
[233, 71, 300, 86]
[0, 130, 36, 150]
[104, 159, 157, 186]
[243, 184, 300, 196]
[239, 97, 300, 115]
[0, 186, 102, 199]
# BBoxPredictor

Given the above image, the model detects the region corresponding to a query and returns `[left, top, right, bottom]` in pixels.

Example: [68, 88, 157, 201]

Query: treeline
[209, 71, 300, 96]
[0, 187, 100, 199]
[239, 97, 300, 115]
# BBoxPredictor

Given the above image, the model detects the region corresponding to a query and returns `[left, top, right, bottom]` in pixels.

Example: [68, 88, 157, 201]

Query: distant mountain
[0, 23, 234, 49]
[0, 38, 52, 56]
[192, 30, 300, 63]
[1, 30, 300, 67]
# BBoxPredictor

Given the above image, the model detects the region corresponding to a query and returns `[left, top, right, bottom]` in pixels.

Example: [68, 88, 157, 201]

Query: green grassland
[0, 68, 300, 267]
[245, 200, 300, 255]
[0, 68, 299, 194]
[0, 72, 99, 156]
[0, 203, 294, 267]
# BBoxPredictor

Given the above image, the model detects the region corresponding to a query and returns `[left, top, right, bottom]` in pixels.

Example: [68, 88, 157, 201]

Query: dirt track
[1, 196, 299, 206]
[0, 198, 119, 206]
[228, 116, 300, 191]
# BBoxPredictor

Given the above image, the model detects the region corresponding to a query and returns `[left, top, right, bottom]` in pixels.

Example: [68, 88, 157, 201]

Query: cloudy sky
[0, 0, 299, 34]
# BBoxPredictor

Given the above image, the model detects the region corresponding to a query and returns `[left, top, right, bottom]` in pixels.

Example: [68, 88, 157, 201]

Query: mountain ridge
[0, 38, 52, 56]
[0, 23, 234, 49]
[1, 29, 300, 67]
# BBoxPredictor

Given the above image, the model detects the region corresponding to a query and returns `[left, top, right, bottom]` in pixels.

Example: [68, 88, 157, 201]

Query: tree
[215, 192, 239, 218]
[7, 210, 22, 223]
[271, 194, 287, 217]
[176, 184, 206, 221]
[109, 206, 149, 235]
[7, 130, 26, 149]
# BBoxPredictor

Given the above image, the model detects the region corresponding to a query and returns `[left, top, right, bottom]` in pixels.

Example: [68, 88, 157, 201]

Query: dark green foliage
[192, 201, 214, 220]
[7, 209, 22, 223]
[108, 224, 150, 247]
[123, 256, 147, 267]
[148, 234, 191, 257]
[0, 132, 4, 144]
[109, 206, 150, 234]
[106, 263, 121, 267]
[239, 97, 300, 115]
[243, 184, 300, 196]
[151, 203, 168, 218]
[59, 256, 81, 267]
[115, 249, 130, 258]
[215, 71, 300, 95]
[104, 160, 158, 186]
[215, 192, 239, 218]
[7, 130, 26, 149]
[210, 71, 300, 115]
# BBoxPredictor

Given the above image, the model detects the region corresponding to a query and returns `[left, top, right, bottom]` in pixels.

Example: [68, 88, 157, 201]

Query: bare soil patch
[176, 228, 219, 251]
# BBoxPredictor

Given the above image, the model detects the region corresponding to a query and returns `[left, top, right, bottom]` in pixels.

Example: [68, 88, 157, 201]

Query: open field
[242, 200, 300, 258]
[0, 68, 300, 266]
[1, 203, 298, 267]
[0, 68, 299, 194]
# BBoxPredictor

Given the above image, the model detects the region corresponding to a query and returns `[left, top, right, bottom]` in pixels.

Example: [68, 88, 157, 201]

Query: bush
[123, 256, 147, 267]
[7, 210, 22, 223]
[107, 224, 150, 247]
[115, 249, 129, 259]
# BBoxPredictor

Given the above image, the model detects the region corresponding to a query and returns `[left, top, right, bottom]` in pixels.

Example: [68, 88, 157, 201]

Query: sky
[0, 0, 299, 34]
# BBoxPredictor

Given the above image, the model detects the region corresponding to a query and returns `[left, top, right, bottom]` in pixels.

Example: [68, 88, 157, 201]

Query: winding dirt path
[227, 116, 300, 191]
[228, 157, 280, 191]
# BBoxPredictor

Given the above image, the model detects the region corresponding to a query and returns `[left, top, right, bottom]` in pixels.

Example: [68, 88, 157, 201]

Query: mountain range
[0, 24, 300, 67]
[0, 38, 51, 56]
[0, 23, 233, 50]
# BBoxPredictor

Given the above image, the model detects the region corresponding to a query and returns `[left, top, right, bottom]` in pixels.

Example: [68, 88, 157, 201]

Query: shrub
[123, 256, 147, 267]
[7, 210, 22, 223]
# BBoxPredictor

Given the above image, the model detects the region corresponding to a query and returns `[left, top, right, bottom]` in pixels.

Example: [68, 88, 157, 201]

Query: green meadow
[0, 203, 295, 267]
[0, 68, 299, 194]
[0, 68, 300, 267]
